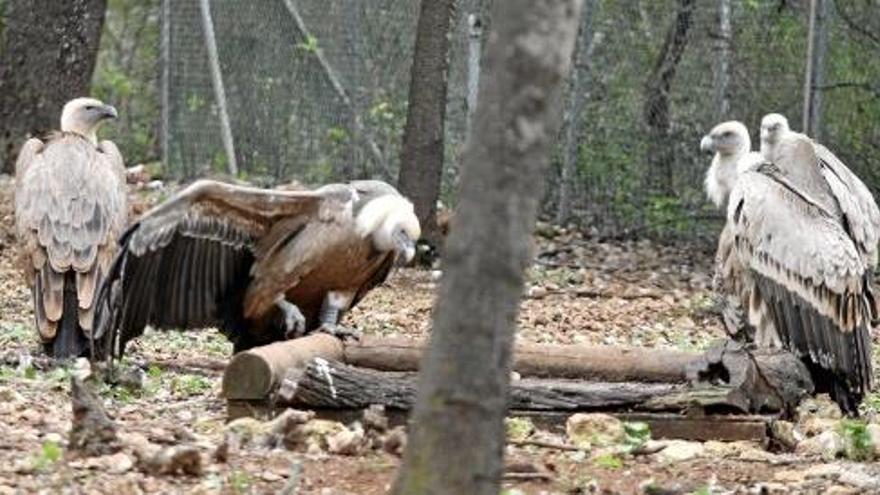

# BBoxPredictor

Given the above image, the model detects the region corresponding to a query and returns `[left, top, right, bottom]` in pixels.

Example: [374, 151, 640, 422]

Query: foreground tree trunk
[391, 1, 583, 494]
[642, 0, 695, 195]
[397, 0, 457, 250]
[0, 0, 107, 172]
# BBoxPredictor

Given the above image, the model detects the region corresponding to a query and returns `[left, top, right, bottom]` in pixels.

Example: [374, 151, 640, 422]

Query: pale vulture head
[700, 121, 754, 208]
[354, 185, 421, 264]
[759, 113, 791, 162]
[60, 97, 118, 144]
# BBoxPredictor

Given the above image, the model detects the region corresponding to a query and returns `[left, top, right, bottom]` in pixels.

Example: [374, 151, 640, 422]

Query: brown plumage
[93, 179, 420, 357]
[15, 97, 127, 358]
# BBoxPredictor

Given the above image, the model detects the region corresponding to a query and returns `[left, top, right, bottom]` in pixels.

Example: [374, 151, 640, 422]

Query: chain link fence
[159, 0, 880, 243]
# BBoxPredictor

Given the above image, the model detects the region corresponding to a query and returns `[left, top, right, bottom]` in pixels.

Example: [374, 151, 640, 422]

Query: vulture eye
[85, 105, 95, 111]
[722, 131, 733, 137]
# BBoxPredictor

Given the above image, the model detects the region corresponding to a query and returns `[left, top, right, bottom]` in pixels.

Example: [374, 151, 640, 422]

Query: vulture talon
[276, 298, 307, 339]
[315, 323, 362, 342]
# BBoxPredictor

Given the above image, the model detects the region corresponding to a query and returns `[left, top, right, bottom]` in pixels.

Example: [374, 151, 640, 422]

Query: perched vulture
[93, 179, 420, 358]
[760, 113, 880, 267]
[15, 97, 127, 358]
[700, 121, 762, 341]
[723, 129, 876, 414]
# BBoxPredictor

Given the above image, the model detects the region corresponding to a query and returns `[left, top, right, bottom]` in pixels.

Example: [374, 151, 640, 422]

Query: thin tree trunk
[642, 0, 696, 195]
[556, 0, 599, 225]
[0, 0, 107, 172]
[465, 12, 484, 136]
[803, 0, 829, 140]
[714, 0, 732, 120]
[397, 0, 457, 250]
[198, 0, 238, 177]
[391, 0, 583, 493]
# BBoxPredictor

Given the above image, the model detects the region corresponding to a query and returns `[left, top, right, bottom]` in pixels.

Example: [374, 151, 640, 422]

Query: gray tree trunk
[714, 0, 732, 120]
[390, 0, 583, 493]
[397, 0, 457, 250]
[556, 0, 599, 225]
[803, 0, 829, 140]
[0, 0, 107, 172]
[642, 0, 696, 195]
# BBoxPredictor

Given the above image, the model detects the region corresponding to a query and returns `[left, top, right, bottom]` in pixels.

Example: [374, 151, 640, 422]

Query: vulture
[704, 119, 877, 414]
[759, 113, 880, 267]
[92, 179, 420, 358]
[15, 97, 127, 358]
[700, 121, 762, 341]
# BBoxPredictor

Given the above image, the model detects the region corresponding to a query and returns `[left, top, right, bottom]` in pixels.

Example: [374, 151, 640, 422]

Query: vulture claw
[315, 323, 362, 342]
[276, 298, 307, 339]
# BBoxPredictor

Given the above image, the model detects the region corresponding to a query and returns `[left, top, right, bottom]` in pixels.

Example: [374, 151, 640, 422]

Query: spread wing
[93, 179, 353, 357]
[815, 144, 880, 266]
[15, 134, 127, 339]
[729, 162, 874, 409]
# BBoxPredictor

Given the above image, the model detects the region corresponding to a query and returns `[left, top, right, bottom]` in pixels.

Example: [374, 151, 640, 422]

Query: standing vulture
[759, 113, 880, 267]
[700, 121, 762, 341]
[726, 130, 876, 414]
[15, 98, 127, 358]
[93, 179, 420, 358]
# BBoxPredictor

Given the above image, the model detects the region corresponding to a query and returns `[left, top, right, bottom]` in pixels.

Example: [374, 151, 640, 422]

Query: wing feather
[729, 164, 874, 407]
[93, 179, 346, 357]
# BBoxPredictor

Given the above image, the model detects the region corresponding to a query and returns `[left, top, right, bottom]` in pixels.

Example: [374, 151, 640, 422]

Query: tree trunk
[0, 0, 107, 172]
[803, 0, 829, 140]
[391, 0, 583, 493]
[714, 0, 732, 120]
[556, 0, 600, 225]
[397, 0, 457, 250]
[642, 0, 695, 195]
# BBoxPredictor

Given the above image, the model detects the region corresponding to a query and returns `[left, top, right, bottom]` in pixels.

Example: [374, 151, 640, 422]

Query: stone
[798, 431, 844, 461]
[528, 286, 548, 299]
[867, 424, 880, 458]
[770, 420, 803, 451]
[838, 466, 880, 490]
[566, 413, 623, 448]
[140, 445, 203, 476]
[656, 440, 704, 462]
[326, 423, 365, 455]
[382, 426, 407, 457]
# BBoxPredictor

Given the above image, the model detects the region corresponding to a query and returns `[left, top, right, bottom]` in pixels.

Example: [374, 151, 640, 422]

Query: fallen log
[221, 334, 343, 400]
[277, 359, 686, 411]
[223, 335, 700, 400]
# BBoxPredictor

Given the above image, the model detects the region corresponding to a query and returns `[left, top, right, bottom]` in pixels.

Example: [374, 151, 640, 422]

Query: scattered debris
[566, 413, 623, 448]
[68, 377, 120, 457]
[139, 445, 203, 476]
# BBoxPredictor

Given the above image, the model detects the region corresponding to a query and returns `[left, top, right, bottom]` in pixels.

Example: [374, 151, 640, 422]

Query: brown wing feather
[93, 180, 342, 357]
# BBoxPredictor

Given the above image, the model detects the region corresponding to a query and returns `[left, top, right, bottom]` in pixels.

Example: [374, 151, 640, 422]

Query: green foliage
[228, 469, 253, 494]
[296, 34, 319, 53]
[691, 487, 712, 495]
[505, 417, 535, 442]
[30, 441, 63, 473]
[621, 421, 651, 452]
[593, 452, 623, 469]
[838, 419, 874, 461]
[170, 374, 214, 397]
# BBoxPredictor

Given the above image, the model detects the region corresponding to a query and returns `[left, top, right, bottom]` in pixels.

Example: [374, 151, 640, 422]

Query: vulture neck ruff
[354, 194, 420, 252]
[706, 145, 753, 209]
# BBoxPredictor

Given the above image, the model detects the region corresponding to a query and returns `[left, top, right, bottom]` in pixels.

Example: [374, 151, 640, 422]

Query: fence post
[199, 0, 239, 176]
[803, 0, 828, 140]
[160, 0, 171, 174]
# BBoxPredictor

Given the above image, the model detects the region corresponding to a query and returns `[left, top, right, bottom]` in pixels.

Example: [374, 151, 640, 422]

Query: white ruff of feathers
[355, 195, 421, 251]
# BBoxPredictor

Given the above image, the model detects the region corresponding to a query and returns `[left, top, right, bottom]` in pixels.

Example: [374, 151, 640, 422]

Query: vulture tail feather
[49, 272, 88, 358]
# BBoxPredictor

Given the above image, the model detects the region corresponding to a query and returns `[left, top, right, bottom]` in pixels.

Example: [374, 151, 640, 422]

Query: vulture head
[60, 97, 118, 144]
[700, 121, 753, 208]
[759, 113, 791, 162]
[353, 182, 421, 264]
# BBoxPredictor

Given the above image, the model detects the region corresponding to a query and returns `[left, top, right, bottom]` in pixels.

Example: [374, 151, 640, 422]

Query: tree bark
[714, 0, 732, 120]
[0, 0, 107, 172]
[391, 1, 583, 493]
[803, 0, 829, 140]
[642, 0, 696, 195]
[397, 0, 457, 251]
[556, 0, 600, 225]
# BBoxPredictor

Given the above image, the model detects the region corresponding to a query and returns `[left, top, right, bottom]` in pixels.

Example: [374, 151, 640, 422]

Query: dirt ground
[1, 174, 879, 495]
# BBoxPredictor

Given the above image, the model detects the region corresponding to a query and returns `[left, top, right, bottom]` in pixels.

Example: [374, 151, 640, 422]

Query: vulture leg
[315, 291, 361, 341]
[275, 297, 307, 339]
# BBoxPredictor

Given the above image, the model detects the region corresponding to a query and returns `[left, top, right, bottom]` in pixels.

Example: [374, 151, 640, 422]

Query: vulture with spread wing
[705, 119, 876, 414]
[93, 179, 420, 358]
[15, 98, 127, 358]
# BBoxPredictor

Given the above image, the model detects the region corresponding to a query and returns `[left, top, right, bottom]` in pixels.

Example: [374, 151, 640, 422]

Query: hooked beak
[102, 105, 118, 120]
[700, 135, 715, 154]
[395, 234, 416, 266]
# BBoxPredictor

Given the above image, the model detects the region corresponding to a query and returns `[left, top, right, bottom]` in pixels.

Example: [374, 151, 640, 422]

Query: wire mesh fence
[158, 0, 880, 243]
